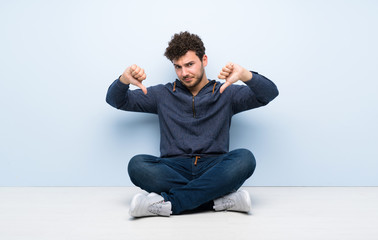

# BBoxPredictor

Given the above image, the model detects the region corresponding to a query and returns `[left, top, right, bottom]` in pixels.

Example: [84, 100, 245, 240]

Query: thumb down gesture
[120, 64, 148, 95]
[218, 62, 253, 94]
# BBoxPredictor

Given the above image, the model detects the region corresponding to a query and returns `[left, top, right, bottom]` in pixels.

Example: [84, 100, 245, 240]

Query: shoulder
[144, 82, 175, 96]
[146, 83, 173, 91]
[213, 80, 247, 95]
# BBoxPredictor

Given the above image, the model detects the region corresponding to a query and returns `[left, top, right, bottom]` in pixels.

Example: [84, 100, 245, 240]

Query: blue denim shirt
[106, 71, 278, 158]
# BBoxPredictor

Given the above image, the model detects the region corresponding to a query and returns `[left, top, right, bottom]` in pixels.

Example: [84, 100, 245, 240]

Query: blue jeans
[127, 149, 256, 214]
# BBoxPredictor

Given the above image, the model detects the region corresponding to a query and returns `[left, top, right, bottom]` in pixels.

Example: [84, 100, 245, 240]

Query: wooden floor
[0, 187, 377, 240]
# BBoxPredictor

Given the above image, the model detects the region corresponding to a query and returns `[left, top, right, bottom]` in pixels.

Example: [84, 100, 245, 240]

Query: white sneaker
[129, 192, 172, 217]
[213, 190, 251, 213]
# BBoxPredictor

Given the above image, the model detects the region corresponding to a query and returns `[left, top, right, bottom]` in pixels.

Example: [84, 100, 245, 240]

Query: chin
[183, 78, 199, 87]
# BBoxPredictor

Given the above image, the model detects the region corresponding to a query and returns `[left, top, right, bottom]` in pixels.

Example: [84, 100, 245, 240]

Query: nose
[182, 67, 188, 77]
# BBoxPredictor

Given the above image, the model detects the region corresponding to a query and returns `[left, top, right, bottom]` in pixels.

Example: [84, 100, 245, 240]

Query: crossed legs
[128, 149, 256, 215]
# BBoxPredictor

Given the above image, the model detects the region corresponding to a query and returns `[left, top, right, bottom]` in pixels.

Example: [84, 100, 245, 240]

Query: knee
[127, 154, 150, 180]
[232, 148, 256, 177]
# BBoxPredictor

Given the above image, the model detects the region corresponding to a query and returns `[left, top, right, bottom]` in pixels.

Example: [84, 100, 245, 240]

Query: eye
[175, 65, 181, 69]
[188, 63, 193, 67]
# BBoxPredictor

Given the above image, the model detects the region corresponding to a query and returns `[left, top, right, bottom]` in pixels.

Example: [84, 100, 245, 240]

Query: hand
[218, 62, 253, 94]
[120, 64, 148, 94]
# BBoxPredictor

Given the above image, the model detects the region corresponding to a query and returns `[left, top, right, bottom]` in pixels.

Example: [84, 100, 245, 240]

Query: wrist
[119, 74, 130, 85]
[241, 70, 253, 82]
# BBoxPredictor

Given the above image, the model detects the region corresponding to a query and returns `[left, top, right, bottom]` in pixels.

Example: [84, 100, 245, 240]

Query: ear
[202, 54, 208, 67]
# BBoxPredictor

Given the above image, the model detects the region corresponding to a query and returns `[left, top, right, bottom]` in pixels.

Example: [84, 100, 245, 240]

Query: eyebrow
[174, 61, 195, 68]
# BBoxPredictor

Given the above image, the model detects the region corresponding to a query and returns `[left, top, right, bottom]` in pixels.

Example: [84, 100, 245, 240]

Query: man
[106, 31, 278, 217]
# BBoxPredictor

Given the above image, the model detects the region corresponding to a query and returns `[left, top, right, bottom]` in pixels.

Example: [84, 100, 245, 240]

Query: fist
[218, 62, 253, 94]
[120, 64, 148, 94]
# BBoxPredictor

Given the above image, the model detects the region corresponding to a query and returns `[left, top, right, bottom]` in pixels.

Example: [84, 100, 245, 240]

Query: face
[173, 50, 208, 91]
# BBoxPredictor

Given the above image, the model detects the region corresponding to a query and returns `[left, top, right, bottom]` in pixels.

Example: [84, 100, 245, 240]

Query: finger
[220, 81, 231, 94]
[137, 72, 147, 81]
[131, 66, 142, 77]
[130, 65, 140, 74]
[133, 65, 140, 72]
[134, 68, 145, 79]
[218, 74, 226, 79]
[135, 81, 148, 95]
[218, 71, 230, 79]
[218, 63, 234, 78]
[130, 64, 137, 72]
[127, 64, 138, 78]
[132, 67, 145, 80]
[222, 66, 232, 73]
[218, 67, 231, 79]
[226, 62, 234, 69]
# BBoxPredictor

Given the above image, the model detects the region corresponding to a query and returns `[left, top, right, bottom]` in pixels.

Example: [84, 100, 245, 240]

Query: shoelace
[148, 200, 165, 215]
[221, 199, 235, 210]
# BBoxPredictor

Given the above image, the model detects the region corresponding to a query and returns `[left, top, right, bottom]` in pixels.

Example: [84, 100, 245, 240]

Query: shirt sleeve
[231, 71, 279, 114]
[105, 78, 158, 114]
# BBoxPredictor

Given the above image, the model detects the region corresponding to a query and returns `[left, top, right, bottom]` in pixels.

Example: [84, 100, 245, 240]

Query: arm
[105, 65, 158, 113]
[218, 63, 279, 114]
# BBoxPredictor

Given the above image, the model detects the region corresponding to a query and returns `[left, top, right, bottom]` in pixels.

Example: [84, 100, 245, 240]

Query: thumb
[135, 82, 148, 95]
[220, 81, 231, 94]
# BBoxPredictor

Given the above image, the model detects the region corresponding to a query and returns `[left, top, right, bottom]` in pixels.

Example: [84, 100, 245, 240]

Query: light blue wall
[1, 0, 377, 186]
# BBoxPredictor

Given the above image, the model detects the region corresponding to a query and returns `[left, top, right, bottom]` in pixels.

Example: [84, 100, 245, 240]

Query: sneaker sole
[240, 190, 252, 212]
[129, 193, 144, 217]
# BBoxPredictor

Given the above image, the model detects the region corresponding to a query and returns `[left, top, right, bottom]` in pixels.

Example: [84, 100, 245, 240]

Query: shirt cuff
[115, 77, 130, 90]
[244, 71, 261, 88]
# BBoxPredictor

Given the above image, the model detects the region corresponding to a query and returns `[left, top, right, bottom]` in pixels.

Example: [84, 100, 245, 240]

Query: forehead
[173, 51, 200, 65]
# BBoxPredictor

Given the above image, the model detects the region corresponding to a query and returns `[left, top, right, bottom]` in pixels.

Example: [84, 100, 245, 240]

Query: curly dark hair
[164, 31, 206, 62]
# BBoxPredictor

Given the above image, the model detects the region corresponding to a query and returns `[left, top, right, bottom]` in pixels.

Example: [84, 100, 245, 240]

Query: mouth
[183, 77, 193, 82]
